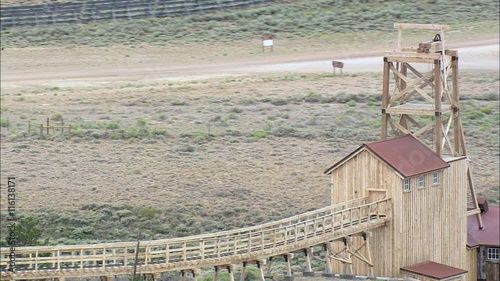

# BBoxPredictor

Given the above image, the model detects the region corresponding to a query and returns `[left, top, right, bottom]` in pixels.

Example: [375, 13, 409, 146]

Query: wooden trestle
[381, 23, 483, 228]
[0, 198, 390, 280]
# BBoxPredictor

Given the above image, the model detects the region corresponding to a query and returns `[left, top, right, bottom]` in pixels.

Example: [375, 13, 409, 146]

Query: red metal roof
[401, 261, 467, 280]
[324, 134, 449, 177]
[467, 205, 500, 247]
[365, 134, 449, 177]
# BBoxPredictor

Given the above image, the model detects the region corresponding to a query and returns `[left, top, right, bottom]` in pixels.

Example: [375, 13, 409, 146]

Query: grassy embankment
[1, 0, 499, 49]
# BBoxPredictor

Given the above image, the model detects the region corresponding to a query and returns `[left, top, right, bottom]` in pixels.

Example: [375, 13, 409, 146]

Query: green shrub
[229, 107, 243, 113]
[152, 128, 169, 136]
[177, 145, 195, 153]
[109, 131, 124, 139]
[334, 93, 355, 103]
[252, 131, 268, 139]
[239, 98, 256, 105]
[106, 122, 120, 129]
[466, 111, 485, 120]
[0, 119, 9, 128]
[136, 207, 159, 219]
[271, 126, 298, 137]
[137, 119, 147, 127]
[304, 91, 322, 103]
[347, 100, 357, 107]
[481, 107, 492, 114]
[171, 100, 188, 106]
[479, 92, 499, 101]
[126, 127, 140, 138]
[271, 98, 289, 106]
[51, 112, 63, 121]
[4, 216, 45, 246]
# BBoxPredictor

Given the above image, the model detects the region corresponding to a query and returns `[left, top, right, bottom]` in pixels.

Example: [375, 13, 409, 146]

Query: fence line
[28, 118, 71, 136]
[1, 0, 278, 29]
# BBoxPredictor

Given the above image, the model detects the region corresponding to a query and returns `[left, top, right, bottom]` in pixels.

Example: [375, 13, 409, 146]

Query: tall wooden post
[434, 59, 442, 157]
[132, 233, 141, 281]
[345, 237, 353, 275]
[239, 262, 247, 281]
[266, 256, 273, 276]
[257, 261, 265, 281]
[452, 55, 461, 155]
[214, 266, 219, 281]
[303, 248, 314, 276]
[364, 233, 374, 277]
[399, 63, 408, 135]
[400, 63, 407, 90]
[381, 58, 390, 140]
[323, 244, 332, 274]
[468, 165, 484, 229]
[284, 254, 293, 277]
[227, 265, 235, 281]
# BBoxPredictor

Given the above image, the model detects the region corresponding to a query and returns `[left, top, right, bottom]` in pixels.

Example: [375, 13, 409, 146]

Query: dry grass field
[1, 38, 498, 244]
[0, 0, 499, 251]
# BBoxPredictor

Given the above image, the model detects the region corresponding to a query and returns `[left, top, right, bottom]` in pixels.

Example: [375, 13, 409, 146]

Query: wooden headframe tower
[381, 23, 483, 228]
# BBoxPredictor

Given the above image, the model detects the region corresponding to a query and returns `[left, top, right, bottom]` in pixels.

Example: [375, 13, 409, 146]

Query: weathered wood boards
[0, 199, 391, 280]
[328, 147, 469, 278]
[418, 40, 443, 54]
[331, 61, 344, 76]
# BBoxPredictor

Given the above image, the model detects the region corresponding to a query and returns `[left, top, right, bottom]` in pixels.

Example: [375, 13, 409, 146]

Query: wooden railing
[0, 198, 391, 280]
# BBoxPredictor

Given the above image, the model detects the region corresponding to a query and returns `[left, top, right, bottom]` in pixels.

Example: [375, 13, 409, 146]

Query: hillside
[1, 0, 499, 48]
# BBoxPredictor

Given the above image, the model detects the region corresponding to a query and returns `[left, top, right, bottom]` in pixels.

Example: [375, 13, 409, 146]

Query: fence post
[46, 117, 50, 135]
[28, 120, 31, 134]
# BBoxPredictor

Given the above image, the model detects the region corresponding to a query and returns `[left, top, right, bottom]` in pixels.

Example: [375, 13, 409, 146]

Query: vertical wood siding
[330, 151, 469, 278]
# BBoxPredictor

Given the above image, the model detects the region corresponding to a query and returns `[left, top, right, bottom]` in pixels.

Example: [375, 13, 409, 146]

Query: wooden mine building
[324, 23, 494, 281]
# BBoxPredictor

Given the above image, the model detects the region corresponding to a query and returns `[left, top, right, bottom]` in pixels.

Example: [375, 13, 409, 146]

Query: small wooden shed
[467, 202, 500, 281]
[401, 261, 468, 281]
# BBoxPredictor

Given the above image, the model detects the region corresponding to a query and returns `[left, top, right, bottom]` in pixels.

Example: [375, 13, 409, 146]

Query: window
[433, 172, 439, 185]
[403, 179, 410, 192]
[418, 176, 424, 188]
[487, 248, 500, 260]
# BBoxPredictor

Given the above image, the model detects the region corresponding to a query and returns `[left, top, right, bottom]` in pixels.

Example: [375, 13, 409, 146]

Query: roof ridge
[365, 134, 412, 146]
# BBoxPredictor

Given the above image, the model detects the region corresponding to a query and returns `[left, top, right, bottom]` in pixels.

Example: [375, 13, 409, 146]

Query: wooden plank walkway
[0, 198, 391, 280]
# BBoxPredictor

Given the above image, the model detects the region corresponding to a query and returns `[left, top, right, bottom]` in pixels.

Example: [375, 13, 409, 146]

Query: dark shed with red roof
[467, 202, 500, 281]
[401, 261, 467, 280]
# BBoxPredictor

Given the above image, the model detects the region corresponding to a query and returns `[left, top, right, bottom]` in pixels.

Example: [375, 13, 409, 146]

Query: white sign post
[262, 34, 275, 52]
[263, 39, 273, 47]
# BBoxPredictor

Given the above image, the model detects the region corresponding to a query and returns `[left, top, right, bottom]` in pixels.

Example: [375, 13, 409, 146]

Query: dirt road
[0, 39, 498, 90]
